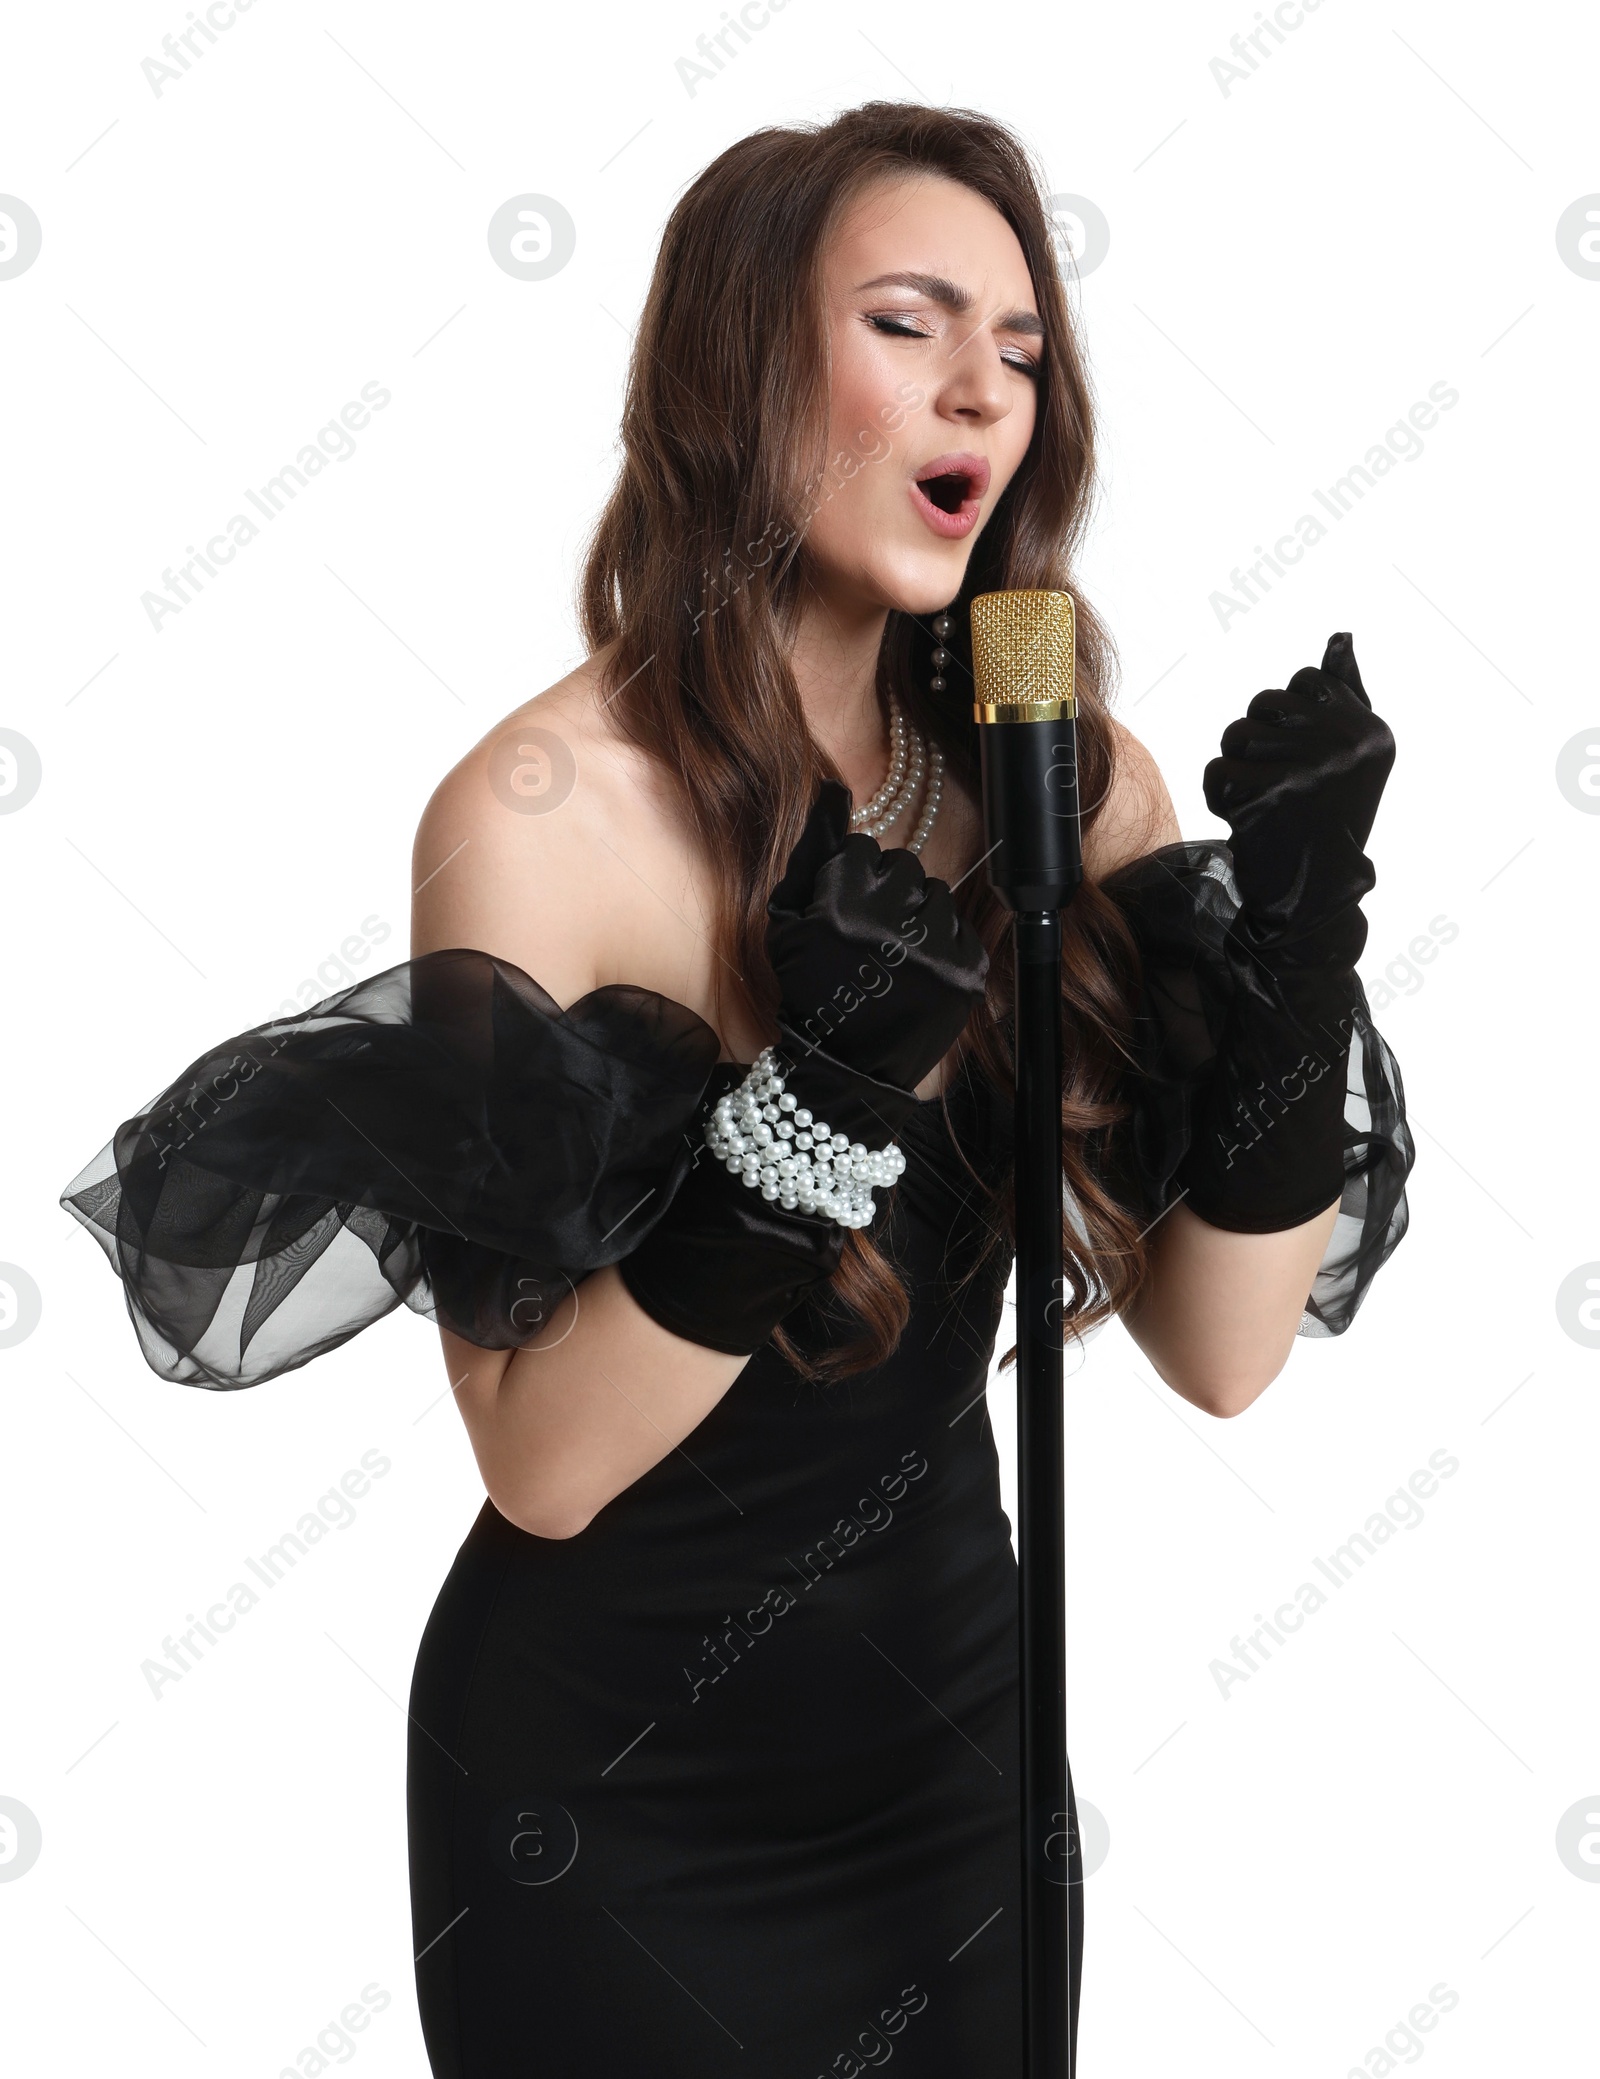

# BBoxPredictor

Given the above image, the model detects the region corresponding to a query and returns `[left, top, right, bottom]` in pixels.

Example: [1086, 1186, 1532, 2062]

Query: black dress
[59, 840, 1412, 2076]
[407, 1063, 1044, 2075]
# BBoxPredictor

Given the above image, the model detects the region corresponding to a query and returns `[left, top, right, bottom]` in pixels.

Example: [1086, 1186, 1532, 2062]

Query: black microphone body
[977, 715, 1084, 913]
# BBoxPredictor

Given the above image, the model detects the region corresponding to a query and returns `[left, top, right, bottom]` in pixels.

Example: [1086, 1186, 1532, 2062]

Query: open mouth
[908, 453, 990, 538]
[917, 470, 973, 513]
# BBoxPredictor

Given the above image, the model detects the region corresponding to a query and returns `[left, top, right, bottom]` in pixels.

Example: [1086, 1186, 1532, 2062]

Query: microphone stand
[969, 590, 1083, 2078]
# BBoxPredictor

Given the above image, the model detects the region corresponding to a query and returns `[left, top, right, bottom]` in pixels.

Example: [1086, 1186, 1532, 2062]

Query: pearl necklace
[846, 611, 955, 857]
[848, 694, 945, 855]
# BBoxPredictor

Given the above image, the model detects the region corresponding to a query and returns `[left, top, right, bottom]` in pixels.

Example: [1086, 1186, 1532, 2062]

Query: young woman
[63, 102, 1412, 2076]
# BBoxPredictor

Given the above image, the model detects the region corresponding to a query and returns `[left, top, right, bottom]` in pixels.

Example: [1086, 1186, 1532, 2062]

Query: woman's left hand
[1203, 631, 1396, 967]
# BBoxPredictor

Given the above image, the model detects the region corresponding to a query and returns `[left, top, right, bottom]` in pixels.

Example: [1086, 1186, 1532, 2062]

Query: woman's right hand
[618, 776, 986, 1361]
[764, 778, 989, 1095]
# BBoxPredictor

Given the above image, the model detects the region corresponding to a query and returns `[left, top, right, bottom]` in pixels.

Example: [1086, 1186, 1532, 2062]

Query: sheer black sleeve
[1099, 840, 1414, 1337]
[60, 950, 721, 1389]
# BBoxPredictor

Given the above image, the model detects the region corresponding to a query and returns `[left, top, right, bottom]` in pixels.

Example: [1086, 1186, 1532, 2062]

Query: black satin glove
[1176, 631, 1396, 1233]
[618, 779, 990, 1354]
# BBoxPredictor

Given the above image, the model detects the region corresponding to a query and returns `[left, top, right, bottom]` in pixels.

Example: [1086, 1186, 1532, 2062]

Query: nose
[932, 316, 1017, 426]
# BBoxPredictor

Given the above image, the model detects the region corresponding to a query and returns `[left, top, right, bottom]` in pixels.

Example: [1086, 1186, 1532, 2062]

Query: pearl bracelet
[704, 1046, 906, 1230]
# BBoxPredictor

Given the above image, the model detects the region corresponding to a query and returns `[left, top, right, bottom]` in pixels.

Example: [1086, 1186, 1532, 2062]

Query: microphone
[970, 582, 1084, 2076]
[969, 589, 1082, 913]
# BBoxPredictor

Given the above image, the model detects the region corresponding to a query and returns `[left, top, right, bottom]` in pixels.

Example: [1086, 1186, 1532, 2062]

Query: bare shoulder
[1083, 714, 1182, 881]
[411, 644, 704, 1014]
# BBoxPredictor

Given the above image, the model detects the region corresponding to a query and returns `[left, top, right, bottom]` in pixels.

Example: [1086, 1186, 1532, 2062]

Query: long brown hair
[578, 100, 1151, 1380]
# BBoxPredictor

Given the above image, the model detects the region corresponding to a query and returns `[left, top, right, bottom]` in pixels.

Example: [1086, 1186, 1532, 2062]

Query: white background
[3, 1, 1595, 2073]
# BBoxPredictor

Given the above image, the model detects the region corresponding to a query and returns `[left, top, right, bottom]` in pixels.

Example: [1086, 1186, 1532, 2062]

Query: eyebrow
[853, 269, 1045, 340]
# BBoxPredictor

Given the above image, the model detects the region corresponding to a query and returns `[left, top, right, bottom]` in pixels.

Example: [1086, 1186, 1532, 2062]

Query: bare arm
[1090, 721, 1339, 1420]
[435, 1269, 748, 1542]
[412, 724, 748, 1541]
[1118, 1196, 1339, 1419]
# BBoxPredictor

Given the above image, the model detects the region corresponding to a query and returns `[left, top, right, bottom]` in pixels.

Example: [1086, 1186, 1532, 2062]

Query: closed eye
[864, 311, 1040, 377]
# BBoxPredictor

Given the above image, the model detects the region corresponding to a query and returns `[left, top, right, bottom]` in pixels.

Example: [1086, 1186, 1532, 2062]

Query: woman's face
[804, 171, 1043, 620]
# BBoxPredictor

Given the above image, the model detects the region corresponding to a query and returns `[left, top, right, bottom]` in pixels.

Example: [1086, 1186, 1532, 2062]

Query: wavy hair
[578, 100, 1152, 1381]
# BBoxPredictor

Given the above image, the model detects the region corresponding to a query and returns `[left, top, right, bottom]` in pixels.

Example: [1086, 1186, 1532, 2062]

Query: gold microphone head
[969, 589, 1076, 724]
